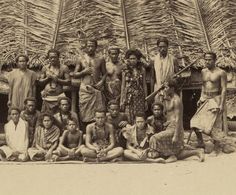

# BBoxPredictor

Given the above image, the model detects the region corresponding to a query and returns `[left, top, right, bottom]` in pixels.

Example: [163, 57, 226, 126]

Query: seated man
[20, 97, 40, 147]
[149, 78, 205, 163]
[106, 100, 129, 148]
[0, 107, 28, 161]
[28, 113, 60, 161]
[123, 112, 165, 163]
[53, 118, 84, 161]
[81, 110, 124, 162]
[54, 97, 79, 133]
[147, 102, 166, 133]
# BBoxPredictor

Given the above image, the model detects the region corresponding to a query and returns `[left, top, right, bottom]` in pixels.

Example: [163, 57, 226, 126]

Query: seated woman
[52, 118, 84, 161]
[149, 78, 205, 163]
[123, 112, 165, 163]
[28, 113, 60, 161]
[147, 102, 166, 133]
[0, 107, 28, 161]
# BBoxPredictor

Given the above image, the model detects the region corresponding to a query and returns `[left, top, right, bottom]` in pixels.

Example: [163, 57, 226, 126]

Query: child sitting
[28, 113, 60, 161]
[52, 118, 84, 161]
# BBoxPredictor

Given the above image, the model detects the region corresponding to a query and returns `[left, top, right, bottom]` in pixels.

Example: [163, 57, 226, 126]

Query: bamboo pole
[194, 0, 211, 51]
[52, 0, 64, 49]
[121, 0, 130, 49]
[23, 0, 28, 55]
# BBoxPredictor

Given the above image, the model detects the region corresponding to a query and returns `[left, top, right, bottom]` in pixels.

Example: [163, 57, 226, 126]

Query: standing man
[191, 52, 229, 151]
[8, 55, 37, 110]
[105, 46, 123, 103]
[151, 37, 179, 102]
[39, 49, 70, 113]
[72, 39, 106, 132]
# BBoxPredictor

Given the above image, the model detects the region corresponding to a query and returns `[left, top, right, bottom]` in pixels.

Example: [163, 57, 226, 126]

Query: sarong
[149, 121, 184, 156]
[28, 125, 60, 159]
[79, 84, 106, 123]
[190, 95, 222, 135]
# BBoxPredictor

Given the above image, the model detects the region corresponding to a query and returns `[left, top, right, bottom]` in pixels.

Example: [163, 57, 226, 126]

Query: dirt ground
[0, 152, 236, 195]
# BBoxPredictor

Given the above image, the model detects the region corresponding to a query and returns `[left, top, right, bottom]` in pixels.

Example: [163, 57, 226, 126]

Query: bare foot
[111, 156, 123, 162]
[139, 149, 149, 160]
[83, 157, 98, 162]
[197, 149, 205, 162]
[147, 158, 166, 163]
[165, 155, 177, 163]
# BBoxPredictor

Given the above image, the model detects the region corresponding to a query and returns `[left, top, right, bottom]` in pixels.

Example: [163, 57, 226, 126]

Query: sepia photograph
[0, 0, 236, 194]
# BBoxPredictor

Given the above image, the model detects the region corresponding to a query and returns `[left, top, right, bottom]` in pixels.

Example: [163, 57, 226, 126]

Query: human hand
[7, 100, 11, 107]
[69, 72, 75, 77]
[45, 151, 52, 161]
[197, 99, 203, 107]
[219, 104, 224, 114]
[172, 135, 178, 144]
[118, 121, 128, 128]
[68, 149, 75, 158]
[83, 67, 92, 75]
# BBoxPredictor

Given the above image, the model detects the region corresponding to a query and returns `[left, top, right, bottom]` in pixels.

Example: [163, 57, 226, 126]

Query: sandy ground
[0, 152, 236, 195]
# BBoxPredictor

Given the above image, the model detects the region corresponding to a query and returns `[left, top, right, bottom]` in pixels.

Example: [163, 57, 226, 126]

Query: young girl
[28, 113, 60, 161]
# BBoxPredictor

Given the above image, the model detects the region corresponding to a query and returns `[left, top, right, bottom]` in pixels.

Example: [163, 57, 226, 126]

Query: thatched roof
[1, 0, 236, 69]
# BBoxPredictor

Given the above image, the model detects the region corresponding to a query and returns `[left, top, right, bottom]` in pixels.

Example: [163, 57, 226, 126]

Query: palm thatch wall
[1, 0, 236, 70]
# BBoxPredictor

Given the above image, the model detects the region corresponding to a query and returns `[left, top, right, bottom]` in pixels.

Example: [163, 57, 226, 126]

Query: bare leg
[145, 158, 166, 163]
[81, 147, 97, 160]
[99, 147, 123, 162]
[193, 128, 205, 148]
[74, 145, 85, 156]
[0, 149, 6, 161]
[124, 149, 142, 161]
[177, 148, 205, 162]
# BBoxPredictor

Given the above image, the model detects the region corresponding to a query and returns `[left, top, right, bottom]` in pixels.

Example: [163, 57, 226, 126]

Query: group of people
[0, 37, 233, 163]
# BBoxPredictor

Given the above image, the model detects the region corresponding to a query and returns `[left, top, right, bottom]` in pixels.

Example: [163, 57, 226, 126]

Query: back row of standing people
[7, 38, 177, 131]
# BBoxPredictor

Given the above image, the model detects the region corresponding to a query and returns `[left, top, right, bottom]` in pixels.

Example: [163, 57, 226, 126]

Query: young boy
[28, 113, 60, 161]
[123, 112, 165, 163]
[147, 102, 166, 133]
[53, 118, 84, 161]
[0, 107, 29, 161]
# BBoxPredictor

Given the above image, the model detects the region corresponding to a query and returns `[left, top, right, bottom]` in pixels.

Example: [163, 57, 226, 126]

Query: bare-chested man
[105, 47, 123, 102]
[191, 52, 230, 152]
[72, 40, 106, 132]
[106, 100, 128, 148]
[80, 110, 124, 162]
[53, 97, 79, 133]
[149, 79, 204, 163]
[39, 49, 70, 113]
